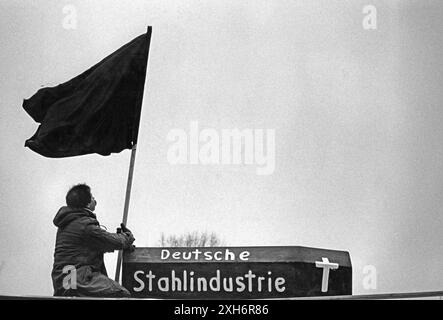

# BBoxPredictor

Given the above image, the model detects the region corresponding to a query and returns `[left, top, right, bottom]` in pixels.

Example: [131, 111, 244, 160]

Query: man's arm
[84, 221, 135, 253]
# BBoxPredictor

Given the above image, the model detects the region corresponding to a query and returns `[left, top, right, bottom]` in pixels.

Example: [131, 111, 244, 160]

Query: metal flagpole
[114, 143, 137, 283]
[114, 25, 152, 283]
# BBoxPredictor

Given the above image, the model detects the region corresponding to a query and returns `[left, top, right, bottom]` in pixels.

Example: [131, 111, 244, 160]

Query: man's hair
[66, 183, 92, 208]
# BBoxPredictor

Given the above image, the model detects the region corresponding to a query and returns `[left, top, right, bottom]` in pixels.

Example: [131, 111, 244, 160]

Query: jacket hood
[53, 206, 96, 228]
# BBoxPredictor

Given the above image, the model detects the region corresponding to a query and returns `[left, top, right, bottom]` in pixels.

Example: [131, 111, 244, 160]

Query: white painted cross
[315, 257, 339, 292]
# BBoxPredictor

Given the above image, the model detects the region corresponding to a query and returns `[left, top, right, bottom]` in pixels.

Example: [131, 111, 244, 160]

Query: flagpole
[114, 143, 137, 283]
[114, 26, 152, 283]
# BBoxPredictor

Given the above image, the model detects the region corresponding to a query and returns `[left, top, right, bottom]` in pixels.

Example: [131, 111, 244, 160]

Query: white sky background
[0, 0, 442, 296]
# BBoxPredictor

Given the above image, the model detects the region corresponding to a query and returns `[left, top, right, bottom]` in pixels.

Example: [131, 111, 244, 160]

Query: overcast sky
[0, 0, 442, 296]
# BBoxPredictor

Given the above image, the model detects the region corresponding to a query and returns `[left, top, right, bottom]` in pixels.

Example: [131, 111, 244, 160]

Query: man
[51, 183, 135, 297]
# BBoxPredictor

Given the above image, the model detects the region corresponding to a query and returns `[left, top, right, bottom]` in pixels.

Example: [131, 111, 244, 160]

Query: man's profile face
[87, 195, 97, 211]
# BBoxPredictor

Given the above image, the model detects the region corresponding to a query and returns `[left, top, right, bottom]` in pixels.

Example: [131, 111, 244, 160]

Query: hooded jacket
[51, 206, 134, 297]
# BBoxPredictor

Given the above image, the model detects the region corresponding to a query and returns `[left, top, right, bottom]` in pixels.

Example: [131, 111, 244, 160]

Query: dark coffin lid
[123, 246, 351, 267]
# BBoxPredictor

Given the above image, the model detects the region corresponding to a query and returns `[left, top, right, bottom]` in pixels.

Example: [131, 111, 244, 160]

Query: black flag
[23, 27, 152, 158]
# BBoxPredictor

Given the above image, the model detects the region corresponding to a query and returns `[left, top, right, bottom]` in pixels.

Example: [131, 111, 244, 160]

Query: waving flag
[23, 27, 152, 158]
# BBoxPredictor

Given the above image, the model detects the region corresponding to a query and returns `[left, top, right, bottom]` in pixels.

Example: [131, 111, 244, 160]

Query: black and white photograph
[0, 0, 442, 307]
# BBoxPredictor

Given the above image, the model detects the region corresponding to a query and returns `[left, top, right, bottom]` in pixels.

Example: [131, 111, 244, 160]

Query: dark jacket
[51, 206, 134, 297]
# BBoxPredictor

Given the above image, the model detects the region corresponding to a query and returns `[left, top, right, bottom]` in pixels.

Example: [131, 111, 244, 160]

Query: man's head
[66, 183, 97, 211]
